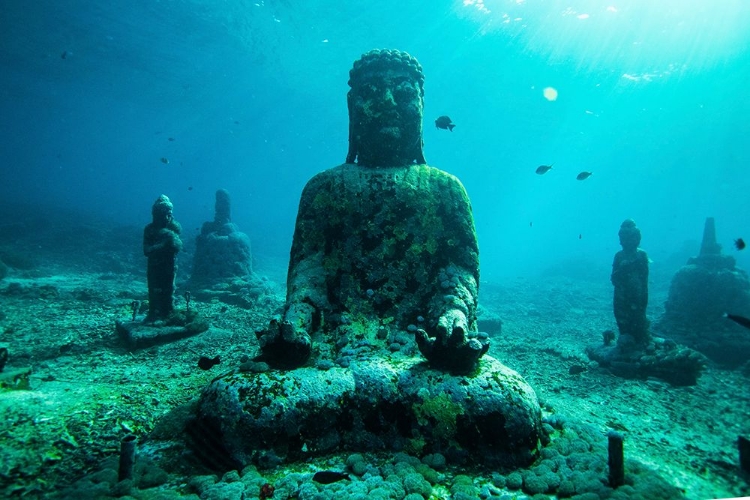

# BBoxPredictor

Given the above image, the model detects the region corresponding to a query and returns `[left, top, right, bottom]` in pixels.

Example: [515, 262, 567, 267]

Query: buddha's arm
[433, 176, 480, 327]
[283, 174, 333, 330]
[415, 174, 487, 372]
[254, 175, 330, 368]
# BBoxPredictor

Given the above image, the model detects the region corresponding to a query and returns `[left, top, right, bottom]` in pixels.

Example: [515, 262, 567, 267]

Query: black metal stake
[608, 431, 625, 487]
[118, 434, 137, 481]
[739, 435, 750, 474]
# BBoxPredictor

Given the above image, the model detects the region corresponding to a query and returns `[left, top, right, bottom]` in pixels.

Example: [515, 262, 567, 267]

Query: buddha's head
[151, 194, 174, 227]
[618, 219, 641, 252]
[346, 49, 426, 167]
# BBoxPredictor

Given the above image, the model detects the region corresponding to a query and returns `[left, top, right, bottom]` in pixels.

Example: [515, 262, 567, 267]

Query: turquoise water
[2, 2, 750, 498]
[1, 0, 748, 280]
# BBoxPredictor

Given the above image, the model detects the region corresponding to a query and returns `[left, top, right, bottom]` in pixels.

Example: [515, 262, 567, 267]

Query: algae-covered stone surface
[196, 356, 541, 468]
[287, 163, 479, 330]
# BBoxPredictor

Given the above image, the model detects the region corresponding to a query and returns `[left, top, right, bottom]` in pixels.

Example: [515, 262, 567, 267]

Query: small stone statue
[115, 195, 208, 349]
[143, 195, 182, 322]
[587, 218, 706, 385]
[256, 48, 488, 372]
[611, 219, 650, 348]
[191, 189, 253, 286]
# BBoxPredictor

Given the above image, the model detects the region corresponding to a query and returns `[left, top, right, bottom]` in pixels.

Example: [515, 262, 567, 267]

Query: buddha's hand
[415, 309, 489, 373]
[254, 318, 312, 369]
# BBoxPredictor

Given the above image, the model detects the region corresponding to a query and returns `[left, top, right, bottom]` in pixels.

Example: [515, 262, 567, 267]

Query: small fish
[160, 157, 169, 164]
[435, 115, 455, 131]
[579, 234, 582, 239]
[576, 171, 592, 180]
[168, 137, 175, 142]
[735, 238, 746, 250]
[529, 221, 533, 228]
[198, 355, 220, 370]
[535, 164, 553, 175]
[61, 51, 68, 59]
[188, 186, 193, 191]
[312, 471, 351, 484]
[725, 313, 750, 330]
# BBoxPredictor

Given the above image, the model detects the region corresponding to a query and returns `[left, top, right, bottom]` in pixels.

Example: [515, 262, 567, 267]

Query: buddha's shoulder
[307, 163, 462, 183]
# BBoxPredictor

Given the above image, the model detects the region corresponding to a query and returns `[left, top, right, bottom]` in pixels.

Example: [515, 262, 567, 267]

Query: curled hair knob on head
[348, 48, 425, 97]
[152, 194, 173, 216]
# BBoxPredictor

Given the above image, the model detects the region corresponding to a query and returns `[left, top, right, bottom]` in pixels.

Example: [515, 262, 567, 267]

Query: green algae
[413, 392, 464, 440]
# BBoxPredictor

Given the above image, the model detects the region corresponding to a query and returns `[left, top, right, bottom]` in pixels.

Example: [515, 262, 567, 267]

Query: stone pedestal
[587, 337, 705, 386]
[115, 316, 208, 349]
[193, 355, 541, 469]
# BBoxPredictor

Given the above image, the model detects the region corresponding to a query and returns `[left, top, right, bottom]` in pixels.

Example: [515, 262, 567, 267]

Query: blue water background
[1, 0, 748, 282]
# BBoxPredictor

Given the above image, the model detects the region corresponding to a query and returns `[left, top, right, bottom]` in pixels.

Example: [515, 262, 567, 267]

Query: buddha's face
[153, 206, 173, 227]
[618, 227, 641, 251]
[349, 68, 423, 166]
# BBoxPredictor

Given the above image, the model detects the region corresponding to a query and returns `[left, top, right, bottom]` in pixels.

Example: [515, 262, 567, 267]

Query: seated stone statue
[193, 49, 540, 469]
[256, 49, 488, 373]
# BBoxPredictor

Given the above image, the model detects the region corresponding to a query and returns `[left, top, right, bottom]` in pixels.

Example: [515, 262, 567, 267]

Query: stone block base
[193, 356, 541, 469]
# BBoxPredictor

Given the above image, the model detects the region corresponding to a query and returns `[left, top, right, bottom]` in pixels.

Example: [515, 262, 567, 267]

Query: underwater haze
[1, 0, 749, 279]
[4, 2, 750, 499]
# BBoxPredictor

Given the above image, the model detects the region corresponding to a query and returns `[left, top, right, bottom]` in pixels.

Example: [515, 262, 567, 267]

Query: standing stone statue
[191, 189, 253, 286]
[611, 219, 650, 348]
[143, 194, 182, 322]
[116, 195, 208, 349]
[588, 218, 706, 385]
[256, 48, 487, 372]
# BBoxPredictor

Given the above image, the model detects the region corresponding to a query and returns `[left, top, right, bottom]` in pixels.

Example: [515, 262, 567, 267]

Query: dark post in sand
[608, 431, 625, 487]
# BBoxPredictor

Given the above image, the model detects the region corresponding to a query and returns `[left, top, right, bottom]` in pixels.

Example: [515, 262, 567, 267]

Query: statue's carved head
[346, 49, 426, 167]
[618, 219, 641, 251]
[151, 194, 174, 227]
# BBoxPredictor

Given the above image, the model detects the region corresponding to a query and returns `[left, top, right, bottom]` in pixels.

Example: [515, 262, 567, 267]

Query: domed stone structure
[189, 189, 272, 308]
[192, 49, 542, 469]
[191, 189, 253, 286]
[657, 217, 750, 366]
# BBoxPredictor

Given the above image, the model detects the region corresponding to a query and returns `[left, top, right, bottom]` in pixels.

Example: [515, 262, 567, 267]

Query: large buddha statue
[193, 50, 540, 469]
[256, 49, 488, 372]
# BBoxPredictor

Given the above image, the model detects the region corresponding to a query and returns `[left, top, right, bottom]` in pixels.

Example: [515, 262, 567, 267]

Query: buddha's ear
[416, 140, 426, 164]
[345, 93, 358, 164]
